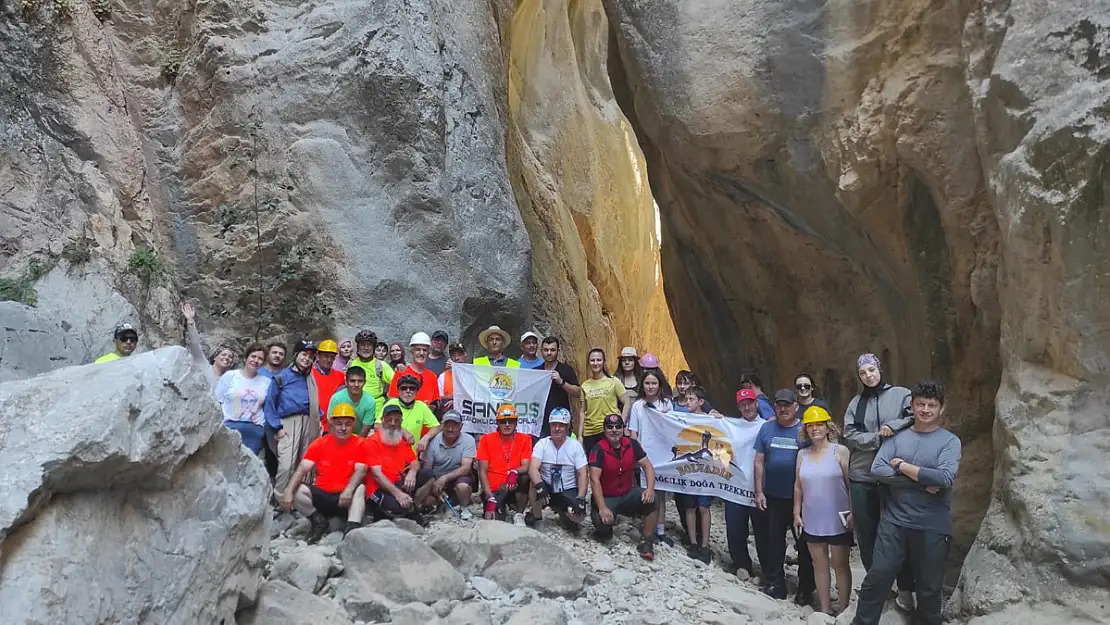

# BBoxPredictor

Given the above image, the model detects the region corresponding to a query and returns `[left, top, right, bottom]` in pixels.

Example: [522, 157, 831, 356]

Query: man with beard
[527, 408, 588, 529]
[280, 403, 367, 543]
[260, 342, 287, 378]
[364, 403, 429, 524]
[477, 404, 533, 523]
[588, 413, 659, 560]
[382, 373, 441, 453]
[413, 410, 477, 519]
[519, 331, 543, 369]
[95, 323, 139, 363]
[538, 336, 581, 442]
[387, 333, 442, 411]
[425, 330, 450, 376]
[264, 341, 322, 493]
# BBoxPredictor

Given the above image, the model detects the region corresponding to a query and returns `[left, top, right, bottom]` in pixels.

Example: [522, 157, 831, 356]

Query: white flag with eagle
[636, 408, 763, 507]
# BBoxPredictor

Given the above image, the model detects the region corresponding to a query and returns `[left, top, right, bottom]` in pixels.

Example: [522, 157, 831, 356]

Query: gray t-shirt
[871, 427, 962, 535]
[422, 431, 476, 477]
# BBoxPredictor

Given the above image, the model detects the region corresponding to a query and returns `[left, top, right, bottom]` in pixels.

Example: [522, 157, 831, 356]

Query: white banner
[453, 364, 553, 436]
[637, 408, 763, 507]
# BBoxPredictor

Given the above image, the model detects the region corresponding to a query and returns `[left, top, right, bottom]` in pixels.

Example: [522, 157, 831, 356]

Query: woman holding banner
[793, 405, 853, 615]
[580, 348, 628, 451]
[627, 361, 676, 546]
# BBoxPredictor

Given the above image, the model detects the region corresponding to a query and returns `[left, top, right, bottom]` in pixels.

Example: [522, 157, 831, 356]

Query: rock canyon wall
[603, 0, 1109, 619]
[0, 0, 681, 367]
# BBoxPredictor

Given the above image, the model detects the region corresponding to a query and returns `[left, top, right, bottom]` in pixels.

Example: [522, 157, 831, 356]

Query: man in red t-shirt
[312, 339, 347, 432]
[588, 413, 659, 560]
[279, 403, 367, 543]
[387, 332, 441, 411]
[476, 404, 533, 522]
[364, 403, 430, 524]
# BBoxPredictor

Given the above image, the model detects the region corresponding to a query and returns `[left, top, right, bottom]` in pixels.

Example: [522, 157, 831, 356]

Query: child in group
[680, 385, 715, 563]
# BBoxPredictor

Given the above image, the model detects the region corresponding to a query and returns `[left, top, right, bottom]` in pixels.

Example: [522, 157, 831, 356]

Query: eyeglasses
[796, 383, 813, 390]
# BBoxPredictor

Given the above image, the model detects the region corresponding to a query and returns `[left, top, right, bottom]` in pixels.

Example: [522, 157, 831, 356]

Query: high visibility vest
[473, 356, 520, 368]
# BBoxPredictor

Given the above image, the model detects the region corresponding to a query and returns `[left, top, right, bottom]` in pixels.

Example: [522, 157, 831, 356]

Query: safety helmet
[639, 353, 660, 369]
[409, 332, 431, 347]
[496, 404, 518, 421]
[317, 339, 339, 353]
[355, 329, 376, 344]
[330, 403, 357, 420]
[802, 405, 832, 425]
[549, 408, 572, 425]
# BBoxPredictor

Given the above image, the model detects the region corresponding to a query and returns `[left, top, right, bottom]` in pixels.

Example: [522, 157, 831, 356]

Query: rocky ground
[251, 500, 918, 625]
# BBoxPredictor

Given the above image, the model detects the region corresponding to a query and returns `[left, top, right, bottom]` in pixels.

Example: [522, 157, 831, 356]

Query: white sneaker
[512, 512, 526, 527]
[460, 507, 474, 521]
[895, 590, 916, 611]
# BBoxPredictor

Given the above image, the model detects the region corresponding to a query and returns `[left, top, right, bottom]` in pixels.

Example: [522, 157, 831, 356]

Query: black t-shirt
[541, 361, 580, 436]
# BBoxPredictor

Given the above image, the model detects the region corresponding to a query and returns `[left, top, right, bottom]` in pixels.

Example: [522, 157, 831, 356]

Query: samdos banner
[452, 364, 553, 436]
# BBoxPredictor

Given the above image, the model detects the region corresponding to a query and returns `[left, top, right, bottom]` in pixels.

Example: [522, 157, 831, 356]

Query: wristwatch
[893, 460, 905, 473]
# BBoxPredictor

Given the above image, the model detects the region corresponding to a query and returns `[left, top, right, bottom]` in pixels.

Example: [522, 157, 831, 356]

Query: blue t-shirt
[754, 419, 803, 499]
[519, 357, 544, 369]
[756, 394, 776, 420]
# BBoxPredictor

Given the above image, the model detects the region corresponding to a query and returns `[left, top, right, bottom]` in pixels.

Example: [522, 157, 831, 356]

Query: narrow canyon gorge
[1, 0, 1107, 623]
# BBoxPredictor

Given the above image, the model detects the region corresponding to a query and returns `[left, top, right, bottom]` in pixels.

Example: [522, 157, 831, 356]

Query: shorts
[677, 493, 715, 508]
[416, 468, 475, 500]
[368, 473, 431, 516]
[309, 485, 348, 518]
[591, 485, 653, 528]
[802, 531, 854, 546]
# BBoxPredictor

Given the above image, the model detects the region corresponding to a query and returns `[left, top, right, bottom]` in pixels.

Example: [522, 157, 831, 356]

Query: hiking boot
[794, 590, 814, 607]
[764, 583, 787, 600]
[524, 510, 537, 527]
[655, 533, 675, 547]
[697, 545, 712, 564]
[638, 539, 655, 560]
[306, 512, 330, 544]
[343, 520, 362, 535]
[895, 590, 916, 611]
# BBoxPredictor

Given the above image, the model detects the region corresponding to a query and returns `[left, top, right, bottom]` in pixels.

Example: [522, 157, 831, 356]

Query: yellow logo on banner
[488, 372, 514, 401]
[670, 425, 734, 480]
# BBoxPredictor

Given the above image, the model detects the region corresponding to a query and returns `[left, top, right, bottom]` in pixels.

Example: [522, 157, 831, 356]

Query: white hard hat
[409, 332, 431, 347]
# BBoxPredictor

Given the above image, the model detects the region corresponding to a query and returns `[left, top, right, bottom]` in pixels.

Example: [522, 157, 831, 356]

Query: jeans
[725, 501, 768, 574]
[852, 518, 950, 625]
[850, 481, 914, 591]
[224, 421, 265, 455]
[762, 496, 814, 593]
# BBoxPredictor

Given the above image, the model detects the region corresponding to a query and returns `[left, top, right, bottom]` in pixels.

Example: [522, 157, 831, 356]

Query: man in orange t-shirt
[312, 339, 347, 432]
[387, 333, 441, 411]
[364, 403, 430, 524]
[279, 403, 367, 543]
[476, 404, 533, 521]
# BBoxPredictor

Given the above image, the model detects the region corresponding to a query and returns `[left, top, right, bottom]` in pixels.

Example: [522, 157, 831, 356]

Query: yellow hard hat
[802, 405, 832, 425]
[330, 402, 356, 420]
[317, 339, 339, 353]
[496, 404, 518, 421]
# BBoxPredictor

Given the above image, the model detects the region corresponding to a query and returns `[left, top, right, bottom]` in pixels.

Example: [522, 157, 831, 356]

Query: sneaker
[343, 520, 362, 535]
[524, 510, 537, 527]
[306, 512, 329, 545]
[685, 544, 701, 560]
[895, 590, 916, 611]
[794, 590, 814, 607]
[697, 545, 712, 564]
[512, 512, 526, 527]
[764, 584, 787, 600]
[459, 507, 474, 521]
[655, 533, 675, 547]
[638, 539, 655, 560]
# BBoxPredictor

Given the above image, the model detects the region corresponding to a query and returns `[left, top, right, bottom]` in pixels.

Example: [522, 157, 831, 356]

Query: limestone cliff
[603, 0, 1108, 618]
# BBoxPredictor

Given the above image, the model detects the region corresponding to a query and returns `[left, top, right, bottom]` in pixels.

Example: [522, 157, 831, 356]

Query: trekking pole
[442, 493, 463, 521]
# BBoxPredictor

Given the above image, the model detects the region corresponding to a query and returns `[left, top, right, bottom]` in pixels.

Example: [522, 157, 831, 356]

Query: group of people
[94, 314, 961, 624]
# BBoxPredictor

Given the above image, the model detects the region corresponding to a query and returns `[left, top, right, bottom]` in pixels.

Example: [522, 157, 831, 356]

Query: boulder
[332, 580, 394, 623]
[427, 520, 588, 597]
[505, 600, 568, 625]
[0, 347, 270, 624]
[0, 302, 80, 382]
[702, 584, 783, 622]
[338, 524, 466, 604]
[269, 546, 334, 594]
[238, 580, 353, 625]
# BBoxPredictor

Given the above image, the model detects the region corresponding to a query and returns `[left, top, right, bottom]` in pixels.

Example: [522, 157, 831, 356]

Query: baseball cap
[448, 342, 466, 354]
[773, 389, 798, 403]
[441, 410, 462, 423]
[382, 403, 403, 417]
[736, 388, 758, 402]
[520, 330, 541, 342]
[549, 407, 572, 425]
[431, 330, 449, 342]
[114, 323, 138, 339]
[603, 413, 625, 429]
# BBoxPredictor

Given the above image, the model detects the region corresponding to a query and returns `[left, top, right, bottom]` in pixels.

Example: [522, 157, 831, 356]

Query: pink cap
[736, 388, 758, 402]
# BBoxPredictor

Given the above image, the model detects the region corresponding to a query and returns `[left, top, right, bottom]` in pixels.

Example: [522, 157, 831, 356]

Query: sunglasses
[796, 383, 813, 390]
[120, 336, 138, 344]
[399, 385, 419, 392]
[499, 418, 518, 424]
[604, 424, 624, 430]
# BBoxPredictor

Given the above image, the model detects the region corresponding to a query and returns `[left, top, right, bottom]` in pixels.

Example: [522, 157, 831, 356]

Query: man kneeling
[477, 404, 533, 522]
[528, 408, 588, 529]
[588, 413, 659, 560]
[364, 403, 430, 525]
[280, 403, 367, 543]
[413, 410, 477, 520]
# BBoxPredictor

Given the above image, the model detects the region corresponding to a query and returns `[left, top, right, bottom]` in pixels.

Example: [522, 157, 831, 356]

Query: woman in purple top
[793, 405, 853, 616]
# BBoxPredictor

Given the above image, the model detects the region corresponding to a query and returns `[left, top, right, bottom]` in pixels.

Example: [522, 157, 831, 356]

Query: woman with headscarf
[841, 352, 916, 609]
[335, 339, 353, 372]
